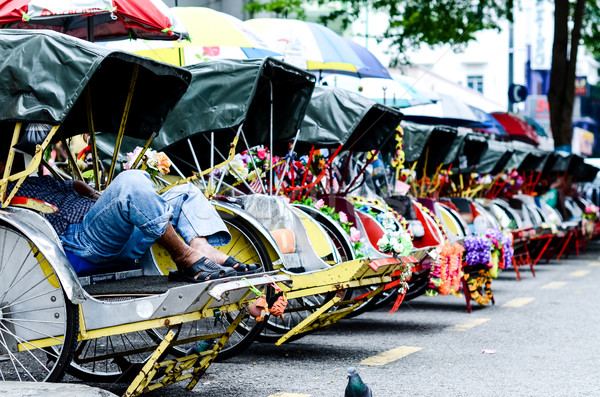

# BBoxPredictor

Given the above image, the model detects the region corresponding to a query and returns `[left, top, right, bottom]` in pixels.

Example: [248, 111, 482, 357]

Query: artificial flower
[350, 226, 361, 243]
[314, 199, 325, 210]
[339, 211, 348, 224]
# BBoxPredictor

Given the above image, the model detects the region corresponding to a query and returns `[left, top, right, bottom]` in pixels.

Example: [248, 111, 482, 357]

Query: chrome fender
[0, 207, 85, 304]
[211, 201, 284, 267]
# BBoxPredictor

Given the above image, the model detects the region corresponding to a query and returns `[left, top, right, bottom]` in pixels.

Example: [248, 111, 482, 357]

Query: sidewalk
[0, 382, 116, 396]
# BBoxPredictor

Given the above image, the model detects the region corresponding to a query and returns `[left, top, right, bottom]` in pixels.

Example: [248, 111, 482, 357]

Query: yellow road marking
[361, 346, 423, 366]
[269, 394, 311, 397]
[587, 261, 600, 267]
[448, 318, 490, 331]
[502, 297, 535, 308]
[570, 270, 590, 277]
[542, 281, 567, 289]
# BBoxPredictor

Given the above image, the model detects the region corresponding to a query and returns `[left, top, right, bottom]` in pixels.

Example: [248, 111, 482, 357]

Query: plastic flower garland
[464, 269, 493, 306]
[295, 197, 366, 258]
[502, 232, 514, 269]
[463, 235, 492, 267]
[376, 212, 413, 312]
[583, 204, 599, 221]
[426, 243, 464, 296]
[389, 125, 405, 179]
[125, 146, 171, 178]
[348, 196, 414, 239]
[376, 212, 413, 257]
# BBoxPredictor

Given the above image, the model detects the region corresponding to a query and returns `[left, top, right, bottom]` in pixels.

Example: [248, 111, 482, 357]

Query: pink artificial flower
[350, 226, 361, 242]
[314, 199, 325, 210]
[203, 46, 220, 56]
[339, 211, 348, 224]
[257, 148, 267, 160]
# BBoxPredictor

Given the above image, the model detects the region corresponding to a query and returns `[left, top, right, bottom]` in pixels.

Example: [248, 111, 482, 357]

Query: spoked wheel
[0, 225, 78, 382]
[150, 213, 273, 362]
[68, 308, 167, 383]
[292, 204, 355, 263]
[292, 204, 380, 319]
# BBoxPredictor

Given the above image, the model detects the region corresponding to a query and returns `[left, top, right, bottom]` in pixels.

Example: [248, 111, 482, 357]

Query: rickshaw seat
[65, 251, 138, 277]
[9, 196, 58, 214]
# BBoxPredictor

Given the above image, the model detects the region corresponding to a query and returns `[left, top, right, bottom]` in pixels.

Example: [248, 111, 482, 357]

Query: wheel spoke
[1, 287, 59, 312]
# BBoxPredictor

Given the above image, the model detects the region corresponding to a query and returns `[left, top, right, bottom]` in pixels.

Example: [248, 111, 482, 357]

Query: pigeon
[345, 367, 373, 397]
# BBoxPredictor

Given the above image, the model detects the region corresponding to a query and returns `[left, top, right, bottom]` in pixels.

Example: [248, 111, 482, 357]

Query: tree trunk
[547, 0, 585, 151]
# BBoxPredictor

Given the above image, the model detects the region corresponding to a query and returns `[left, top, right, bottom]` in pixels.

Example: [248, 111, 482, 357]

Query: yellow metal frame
[123, 312, 246, 397]
[270, 258, 405, 344]
[0, 124, 59, 208]
[107, 63, 139, 184]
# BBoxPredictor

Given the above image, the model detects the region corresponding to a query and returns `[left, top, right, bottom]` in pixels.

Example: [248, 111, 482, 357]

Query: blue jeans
[60, 170, 230, 264]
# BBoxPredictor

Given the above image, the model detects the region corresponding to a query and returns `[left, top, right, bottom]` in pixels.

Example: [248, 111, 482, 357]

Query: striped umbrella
[0, 0, 188, 41]
[246, 18, 366, 75]
[103, 7, 279, 66]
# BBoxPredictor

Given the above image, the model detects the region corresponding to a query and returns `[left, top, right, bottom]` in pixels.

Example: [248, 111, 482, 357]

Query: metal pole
[508, 20, 515, 112]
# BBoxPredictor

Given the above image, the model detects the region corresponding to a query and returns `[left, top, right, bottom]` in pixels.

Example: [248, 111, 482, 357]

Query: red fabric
[491, 112, 540, 146]
[0, 0, 28, 24]
[114, 0, 172, 34]
[0, 0, 177, 39]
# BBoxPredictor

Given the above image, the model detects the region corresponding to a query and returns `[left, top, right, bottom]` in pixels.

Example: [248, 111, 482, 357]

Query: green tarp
[476, 140, 514, 174]
[154, 57, 315, 151]
[298, 86, 403, 152]
[0, 29, 191, 141]
[505, 141, 550, 171]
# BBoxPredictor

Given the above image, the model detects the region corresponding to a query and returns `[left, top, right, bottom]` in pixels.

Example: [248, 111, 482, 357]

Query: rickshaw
[109, 60, 408, 350]
[0, 30, 292, 395]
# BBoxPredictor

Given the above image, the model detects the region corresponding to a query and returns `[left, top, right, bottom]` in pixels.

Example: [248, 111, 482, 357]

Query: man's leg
[61, 170, 172, 262]
[161, 184, 230, 263]
[160, 184, 258, 272]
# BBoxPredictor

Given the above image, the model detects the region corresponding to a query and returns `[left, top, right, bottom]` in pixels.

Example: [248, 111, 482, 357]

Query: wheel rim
[0, 226, 75, 382]
[149, 215, 272, 361]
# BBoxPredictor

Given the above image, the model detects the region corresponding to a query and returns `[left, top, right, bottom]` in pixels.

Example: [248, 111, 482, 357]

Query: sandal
[168, 257, 236, 283]
[222, 256, 261, 275]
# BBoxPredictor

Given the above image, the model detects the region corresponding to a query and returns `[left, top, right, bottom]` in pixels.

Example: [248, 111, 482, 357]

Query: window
[467, 75, 484, 93]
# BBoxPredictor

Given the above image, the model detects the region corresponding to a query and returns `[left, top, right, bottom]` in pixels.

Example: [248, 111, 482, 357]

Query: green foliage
[244, 0, 512, 64]
[244, 0, 305, 18]
[581, 0, 600, 56]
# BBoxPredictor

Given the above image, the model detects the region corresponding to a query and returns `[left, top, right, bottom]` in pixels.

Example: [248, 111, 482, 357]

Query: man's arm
[73, 180, 100, 200]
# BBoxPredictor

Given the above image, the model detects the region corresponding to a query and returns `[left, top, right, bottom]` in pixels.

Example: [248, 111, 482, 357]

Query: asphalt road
[81, 241, 600, 397]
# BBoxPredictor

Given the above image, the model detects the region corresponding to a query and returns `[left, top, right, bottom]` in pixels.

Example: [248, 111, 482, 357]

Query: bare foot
[190, 237, 229, 265]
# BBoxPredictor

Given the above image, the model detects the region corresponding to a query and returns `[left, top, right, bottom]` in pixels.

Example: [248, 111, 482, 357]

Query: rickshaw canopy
[400, 122, 458, 165]
[153, 57, 316, 152]
[476, 140, 514, 174]
[0, 29, 191, 141]
[297, 86, 403, 152]
[505, 141, 549, 171]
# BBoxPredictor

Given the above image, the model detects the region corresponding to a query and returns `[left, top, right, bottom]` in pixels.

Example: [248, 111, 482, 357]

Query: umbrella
[342, 38, 391, 79]
[103, 7, 279, 66]
[245, 18, 366, 75]
[468, 105, 507, 136]
[321, 73, 432, 108]
[491, 112, 540, 146]
[401, 93, 484, 126]
[0, 0, 187, 41]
